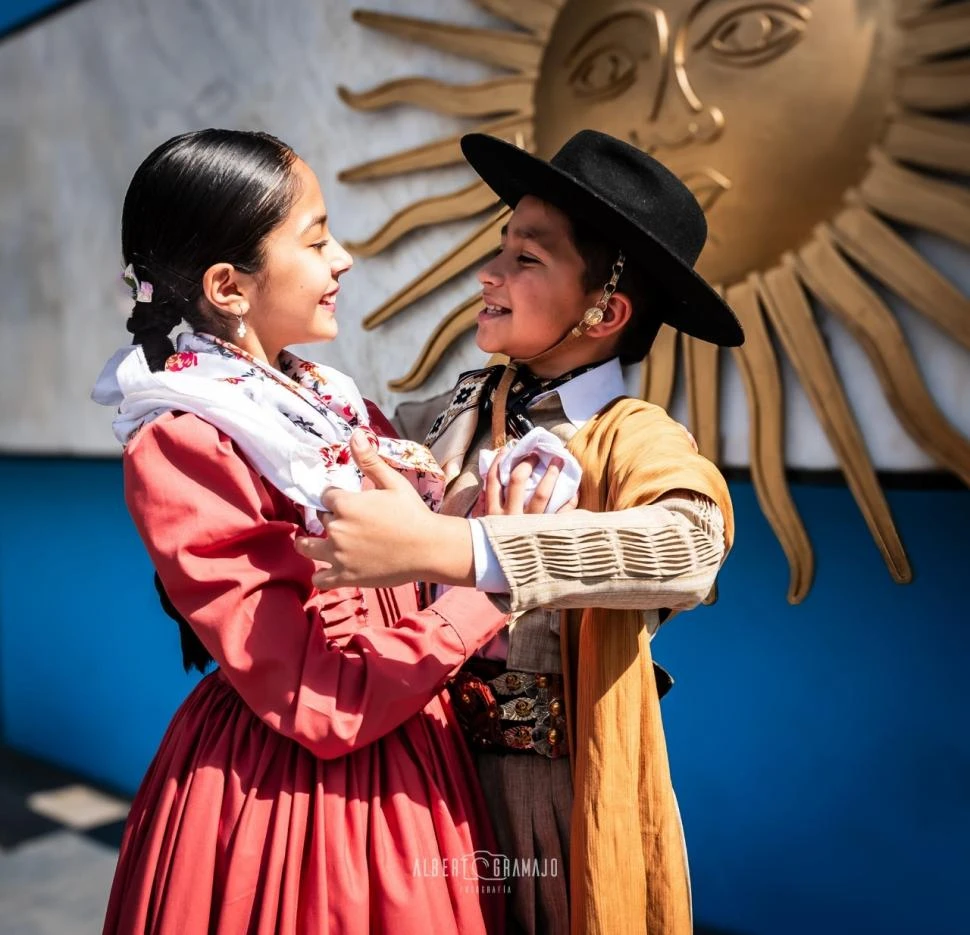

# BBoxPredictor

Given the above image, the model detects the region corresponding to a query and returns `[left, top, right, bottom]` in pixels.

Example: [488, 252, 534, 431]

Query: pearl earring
[236, 316, 247, 339]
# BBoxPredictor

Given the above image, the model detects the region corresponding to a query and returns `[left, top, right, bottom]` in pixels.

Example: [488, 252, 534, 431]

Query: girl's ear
[202, 263, 242, 311]
[201, 262, 257, 324]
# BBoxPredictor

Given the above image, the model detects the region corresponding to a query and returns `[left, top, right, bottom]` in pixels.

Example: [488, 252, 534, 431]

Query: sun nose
[634, 103, 724, 153]
[683, 105, 724, 145]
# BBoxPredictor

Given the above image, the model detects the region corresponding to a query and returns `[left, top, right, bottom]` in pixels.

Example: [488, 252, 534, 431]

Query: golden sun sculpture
[338, 0, 970, 603]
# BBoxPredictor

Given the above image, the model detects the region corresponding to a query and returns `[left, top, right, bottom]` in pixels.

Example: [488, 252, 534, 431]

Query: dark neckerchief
[481, 358, 614, 441]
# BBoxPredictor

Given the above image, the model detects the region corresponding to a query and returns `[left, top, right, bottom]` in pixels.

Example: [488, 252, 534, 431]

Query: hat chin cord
[490, 252, 625, 446]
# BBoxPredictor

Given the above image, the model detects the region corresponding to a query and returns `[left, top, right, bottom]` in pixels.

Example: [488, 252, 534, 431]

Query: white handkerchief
[479, 426, 582, 513]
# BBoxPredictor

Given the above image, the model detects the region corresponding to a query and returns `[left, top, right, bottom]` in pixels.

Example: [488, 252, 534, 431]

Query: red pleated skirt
[103, 671, 503, 934]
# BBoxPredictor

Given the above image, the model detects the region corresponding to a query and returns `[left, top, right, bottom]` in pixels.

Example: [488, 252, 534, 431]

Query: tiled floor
[0, 746, 128, 935]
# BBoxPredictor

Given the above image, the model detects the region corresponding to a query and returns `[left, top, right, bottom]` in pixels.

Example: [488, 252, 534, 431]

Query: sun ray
[758, 260, 911, 584]
[798, 228, 970, 487]
[351, 10, 543, 73]
[882, 111, 970, 175]
[897, 57, 970, 112]
[338, 75, 534, 117]
[343, 182, 499, 257]
[363, 208, 510, 330]
[637, 325, 678, 409]
[337, 114, 532, 183]
[899, 1, 970, 63]
[831, 203, 970, 351]
[858, 150, 970, 248]
[388, 295, 483, 392]
[726, 278, 813, 603]
[470, 0, 561, 39]
[683, 333, 721, 462]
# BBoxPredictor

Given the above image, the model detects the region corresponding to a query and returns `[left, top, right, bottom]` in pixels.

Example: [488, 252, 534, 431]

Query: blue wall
[0, 456, 966, 934]
[656, 482, 969, 935]
[0, 457, 201, 792]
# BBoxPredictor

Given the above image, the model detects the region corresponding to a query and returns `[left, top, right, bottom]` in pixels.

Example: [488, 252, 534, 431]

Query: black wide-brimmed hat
[461, 130, 743, 347]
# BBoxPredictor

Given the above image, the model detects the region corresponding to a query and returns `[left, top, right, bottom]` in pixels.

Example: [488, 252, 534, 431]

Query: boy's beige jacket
[562, 397, 735, 935]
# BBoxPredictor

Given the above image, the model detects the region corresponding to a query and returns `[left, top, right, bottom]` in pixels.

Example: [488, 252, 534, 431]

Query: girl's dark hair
[565, 217, 662, 365]
[122, 128, 300, 371]
[124, 129, 299, 673]
[153, 572, 213, 674]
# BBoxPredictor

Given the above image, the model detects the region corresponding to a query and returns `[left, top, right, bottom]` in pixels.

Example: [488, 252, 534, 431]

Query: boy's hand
[294, 430, 475, 589]
[483, 452, 578, 516]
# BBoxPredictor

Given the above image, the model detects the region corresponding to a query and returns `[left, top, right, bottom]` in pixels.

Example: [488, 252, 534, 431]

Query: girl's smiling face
[241, 159, 353, 363]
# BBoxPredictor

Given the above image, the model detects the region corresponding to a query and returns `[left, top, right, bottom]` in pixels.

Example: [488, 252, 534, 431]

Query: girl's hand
[296, 430, 475, 589]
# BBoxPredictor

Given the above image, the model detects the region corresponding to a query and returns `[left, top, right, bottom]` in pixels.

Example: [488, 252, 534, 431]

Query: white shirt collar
[530, 357, 627, 427]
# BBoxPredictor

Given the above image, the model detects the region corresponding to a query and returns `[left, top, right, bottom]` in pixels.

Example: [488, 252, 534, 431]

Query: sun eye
[568, 44, 637, 101]
[698, 5, 808, 67]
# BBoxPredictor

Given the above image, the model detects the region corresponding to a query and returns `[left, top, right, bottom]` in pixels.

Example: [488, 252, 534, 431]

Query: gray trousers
[475, 753, 573, 935]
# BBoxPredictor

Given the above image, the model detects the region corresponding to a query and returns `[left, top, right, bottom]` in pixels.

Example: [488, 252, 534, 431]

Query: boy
[299, 130, 742, 935]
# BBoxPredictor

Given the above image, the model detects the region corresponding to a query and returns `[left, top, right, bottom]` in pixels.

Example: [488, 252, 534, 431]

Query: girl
[93, 129, 510, 934]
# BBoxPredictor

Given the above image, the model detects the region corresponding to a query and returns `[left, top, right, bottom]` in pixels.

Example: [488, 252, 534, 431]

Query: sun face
[338, 0, 970, 602]
[535, 0, 894, 286]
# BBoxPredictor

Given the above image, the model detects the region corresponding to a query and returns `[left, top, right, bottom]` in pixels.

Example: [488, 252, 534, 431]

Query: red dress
[103, 410, 508, 935]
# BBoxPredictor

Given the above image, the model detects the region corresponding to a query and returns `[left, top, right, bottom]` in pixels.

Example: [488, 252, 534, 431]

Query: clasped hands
[294, 429, 575, 590]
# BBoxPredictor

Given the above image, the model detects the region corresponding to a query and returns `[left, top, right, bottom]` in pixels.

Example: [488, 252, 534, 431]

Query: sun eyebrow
[301, 213, 328, 236]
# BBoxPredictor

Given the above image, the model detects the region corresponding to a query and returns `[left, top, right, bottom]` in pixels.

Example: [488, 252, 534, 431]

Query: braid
[153, 573, 213, 674]
[125, 289, 185, 371]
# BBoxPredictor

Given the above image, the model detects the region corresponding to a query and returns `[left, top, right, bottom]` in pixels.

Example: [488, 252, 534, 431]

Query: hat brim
[461, 134, 743, 348]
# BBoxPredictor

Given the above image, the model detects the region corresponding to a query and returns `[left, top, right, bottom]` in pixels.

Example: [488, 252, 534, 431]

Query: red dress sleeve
[123, 411, 507, 760]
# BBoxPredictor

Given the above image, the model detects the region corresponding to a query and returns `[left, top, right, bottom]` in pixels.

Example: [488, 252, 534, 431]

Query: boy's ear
[201, 262, 257, 321]
[585, 290, 634, 339]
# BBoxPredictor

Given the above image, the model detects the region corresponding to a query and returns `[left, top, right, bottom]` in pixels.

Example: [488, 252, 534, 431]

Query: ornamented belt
[448, 657, 567, 759]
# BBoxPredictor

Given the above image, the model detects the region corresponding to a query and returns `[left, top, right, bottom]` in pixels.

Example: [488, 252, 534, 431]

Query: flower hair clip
[122, 263, 154, 303]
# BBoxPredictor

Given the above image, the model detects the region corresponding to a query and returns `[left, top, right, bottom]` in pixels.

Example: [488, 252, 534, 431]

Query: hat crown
[549, 130, 707, 266]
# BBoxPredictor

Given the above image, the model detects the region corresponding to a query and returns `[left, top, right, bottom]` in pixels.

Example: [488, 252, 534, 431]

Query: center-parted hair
[121, 128, 300, 371]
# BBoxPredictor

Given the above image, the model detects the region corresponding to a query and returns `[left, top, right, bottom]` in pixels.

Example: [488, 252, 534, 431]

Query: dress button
[535, 675, 548, 688]
[461, 693, 472, 705]
[549, 700, 562, 716]
[547, 729, 559, 745]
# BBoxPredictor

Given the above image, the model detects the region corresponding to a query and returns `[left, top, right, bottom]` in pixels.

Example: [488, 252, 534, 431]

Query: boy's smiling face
[476, 195, 607, 375]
